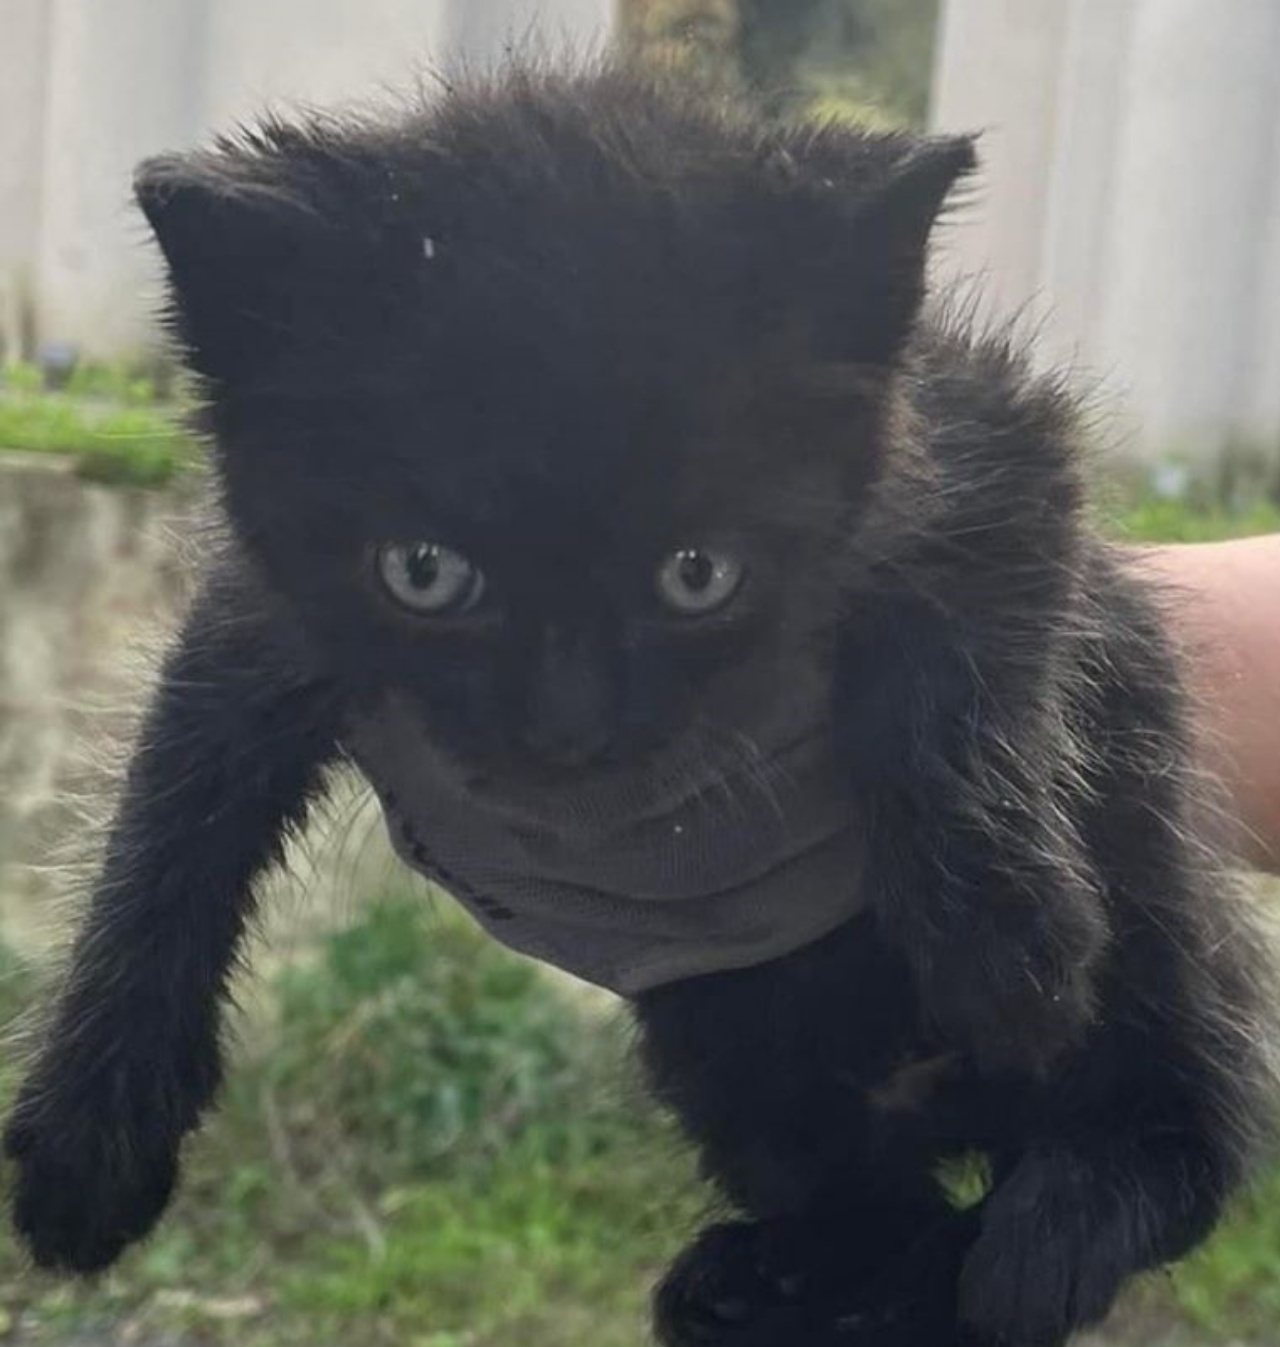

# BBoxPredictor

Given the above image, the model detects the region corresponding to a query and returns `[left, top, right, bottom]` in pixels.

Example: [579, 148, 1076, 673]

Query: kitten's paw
[958, 1149, 1127, 1347]
[4, 1093, 180, 1273]
[655, 1218, 974, 1347]
[654, 1222, 806, 1347]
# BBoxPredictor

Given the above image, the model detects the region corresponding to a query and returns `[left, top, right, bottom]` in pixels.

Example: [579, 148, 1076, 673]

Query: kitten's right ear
[135, 152, 329, 384]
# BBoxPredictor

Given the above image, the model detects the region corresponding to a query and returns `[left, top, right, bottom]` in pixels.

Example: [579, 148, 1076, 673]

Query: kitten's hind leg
[4, 564, 341, 1273]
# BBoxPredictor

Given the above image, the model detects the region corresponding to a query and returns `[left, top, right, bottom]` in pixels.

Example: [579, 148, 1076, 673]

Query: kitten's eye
[655, 548, 744, 617]
[376, 542, 485, 615]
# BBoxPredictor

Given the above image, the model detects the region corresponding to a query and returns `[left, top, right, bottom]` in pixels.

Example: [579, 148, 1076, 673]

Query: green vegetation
[0, 361, 194, 487]
[621, 0, 940, 125]
[740, 0, 940, 126]
[1163, 1162, 1280, 1341]
[0, 900, 705, 1346]
[1113, 496, 1280, 543]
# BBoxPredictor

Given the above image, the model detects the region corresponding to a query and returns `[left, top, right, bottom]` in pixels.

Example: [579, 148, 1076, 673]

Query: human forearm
[1135, 536, 1280, 874]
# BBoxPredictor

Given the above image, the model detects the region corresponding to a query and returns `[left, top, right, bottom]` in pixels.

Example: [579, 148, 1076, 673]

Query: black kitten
[5, 63, 1275, 1347]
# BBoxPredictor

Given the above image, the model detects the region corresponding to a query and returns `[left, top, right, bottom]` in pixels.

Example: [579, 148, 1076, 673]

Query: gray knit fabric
[344, 695, 865, 997]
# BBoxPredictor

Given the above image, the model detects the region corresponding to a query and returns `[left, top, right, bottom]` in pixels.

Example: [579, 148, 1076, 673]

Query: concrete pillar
[0, 0, 54, 357]
[34, 0, 207, 357]
[26, 0, 617, 359]
[198, 0, 451, 131]
[932, 0, 1280, 471]
[928, 0, 1072, 326]
[1241, 89, 1280, 449]
[1035, 0, 1136, 371]
[1096, 0, 1280, 461]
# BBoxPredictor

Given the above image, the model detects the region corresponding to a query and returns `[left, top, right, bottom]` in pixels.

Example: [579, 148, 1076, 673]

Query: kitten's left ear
[787, 133, 977, 364]
[135, 144, 367, 386]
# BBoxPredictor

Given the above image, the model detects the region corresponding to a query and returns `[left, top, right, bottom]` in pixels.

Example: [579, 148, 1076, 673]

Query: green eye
[376, 542, 485, 615]
[655, 548, 744, 616]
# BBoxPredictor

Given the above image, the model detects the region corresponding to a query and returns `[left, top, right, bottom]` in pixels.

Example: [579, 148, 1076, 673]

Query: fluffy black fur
[5, 63, 1275, 1346]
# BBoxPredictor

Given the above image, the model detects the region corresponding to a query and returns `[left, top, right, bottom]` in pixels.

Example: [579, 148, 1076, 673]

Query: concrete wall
[0, 459, 194, 931]
[932, 0, 1280, 471]
[0, 0, 54, 355]
[0, 0, 614, 361]
[0, 462, 399, 955]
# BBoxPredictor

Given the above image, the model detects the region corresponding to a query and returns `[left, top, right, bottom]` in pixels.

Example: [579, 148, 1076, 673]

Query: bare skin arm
[1136, 536, 1280, 875]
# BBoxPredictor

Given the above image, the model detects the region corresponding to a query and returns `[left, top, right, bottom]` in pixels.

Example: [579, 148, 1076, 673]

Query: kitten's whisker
[707, 767, 748, 826]
[731, 729, 792, 826]
[683, 718, 767, 828]
[707, 725, 781, 824]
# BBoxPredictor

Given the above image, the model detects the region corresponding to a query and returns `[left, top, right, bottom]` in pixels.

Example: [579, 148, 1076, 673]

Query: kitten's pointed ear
[135, 151, 331, 384]
[791, 133, 977, 364]
[862, 135, 977, 268]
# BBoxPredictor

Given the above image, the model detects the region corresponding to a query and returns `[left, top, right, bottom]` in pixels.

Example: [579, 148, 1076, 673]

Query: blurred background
[1, 2, 1278, 1344]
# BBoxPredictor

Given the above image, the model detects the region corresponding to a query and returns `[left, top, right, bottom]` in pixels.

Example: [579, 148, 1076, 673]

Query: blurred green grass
[0, 362, 192, 487]
[0, 900, 706, 1347]
[1110, 496, 1280, 543]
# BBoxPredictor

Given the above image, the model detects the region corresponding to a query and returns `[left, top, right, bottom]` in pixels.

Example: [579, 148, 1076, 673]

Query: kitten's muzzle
[515, 702, 617, 768]
[515, 626, 620, 768]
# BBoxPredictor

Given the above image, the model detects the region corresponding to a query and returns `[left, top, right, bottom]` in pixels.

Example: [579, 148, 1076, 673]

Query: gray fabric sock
[345, 695, 865, 996]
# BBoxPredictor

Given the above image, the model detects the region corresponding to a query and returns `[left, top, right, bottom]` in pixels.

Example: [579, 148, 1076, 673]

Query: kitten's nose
[518, 628, 617, 768]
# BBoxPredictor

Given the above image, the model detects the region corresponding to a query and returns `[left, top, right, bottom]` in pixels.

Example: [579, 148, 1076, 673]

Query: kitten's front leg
[959, 1128, 1235, 1346]
[866, 739, 1109, 1077]
[4, 567, 340, 1272]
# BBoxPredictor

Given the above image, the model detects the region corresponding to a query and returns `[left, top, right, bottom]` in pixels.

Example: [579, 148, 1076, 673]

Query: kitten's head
[137, 64, 972, 813]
